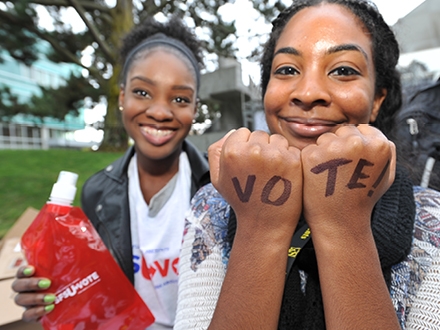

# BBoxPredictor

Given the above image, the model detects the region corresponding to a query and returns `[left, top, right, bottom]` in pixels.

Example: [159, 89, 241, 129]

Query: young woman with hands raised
[174, 1, 440, 329]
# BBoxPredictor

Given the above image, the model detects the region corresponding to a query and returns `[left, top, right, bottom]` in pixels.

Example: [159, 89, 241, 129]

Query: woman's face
[264, 3, 386, 150]
[119, 50, 197, 161]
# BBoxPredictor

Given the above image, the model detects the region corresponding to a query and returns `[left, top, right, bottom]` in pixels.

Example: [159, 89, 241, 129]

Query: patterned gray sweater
[175, 185, 440, 329]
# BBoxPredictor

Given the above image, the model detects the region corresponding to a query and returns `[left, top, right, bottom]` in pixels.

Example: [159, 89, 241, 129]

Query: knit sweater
[175, 185, 440, 329]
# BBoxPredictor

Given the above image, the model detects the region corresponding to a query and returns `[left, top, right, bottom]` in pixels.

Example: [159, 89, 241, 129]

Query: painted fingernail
[23, 267, 34, 276]
[44, 304, 55, 313]
[38, 279, 51, 289]
[44, 294, 56, 304]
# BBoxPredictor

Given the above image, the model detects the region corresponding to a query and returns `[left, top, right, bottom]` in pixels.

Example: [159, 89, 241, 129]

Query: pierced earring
[119, 106, 124, 111]
[192, 119, 196, 124]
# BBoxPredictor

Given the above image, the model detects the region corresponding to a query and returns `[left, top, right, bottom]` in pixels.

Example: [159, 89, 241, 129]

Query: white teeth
[141, 127, 173, 137]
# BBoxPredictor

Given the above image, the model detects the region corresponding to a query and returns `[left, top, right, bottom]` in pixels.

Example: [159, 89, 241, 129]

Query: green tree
[0, 0, 285, 150]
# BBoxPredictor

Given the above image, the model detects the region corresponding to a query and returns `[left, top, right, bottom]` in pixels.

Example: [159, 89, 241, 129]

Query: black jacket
[81, 140, 209, 284]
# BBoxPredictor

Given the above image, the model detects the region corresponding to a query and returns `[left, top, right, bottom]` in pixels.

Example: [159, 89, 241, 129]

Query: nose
[290, 71, 331, 110]
[145, 101, 173, 121]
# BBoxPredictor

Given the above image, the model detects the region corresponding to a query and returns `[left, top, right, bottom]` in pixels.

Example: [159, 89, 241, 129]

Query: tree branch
[65, 0, 116, 63]
[24, 0, 111, 12]
[36, 29, 102, 78]
[0, 9, 101, 78]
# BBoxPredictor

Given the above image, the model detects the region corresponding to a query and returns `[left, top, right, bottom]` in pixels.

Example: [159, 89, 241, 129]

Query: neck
[135, 144, 182, 176]
[135, 145, 182, 204]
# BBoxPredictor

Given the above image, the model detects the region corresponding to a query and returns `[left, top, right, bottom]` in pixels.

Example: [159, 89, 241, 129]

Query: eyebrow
[326, 44, 369, 60]
[130, 76, 195, 92]
[274, 43, 369, 60]
[274, 47, 301, 57]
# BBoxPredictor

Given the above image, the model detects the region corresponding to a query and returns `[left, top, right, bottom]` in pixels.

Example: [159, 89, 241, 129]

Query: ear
[118, 84, 125, 106]
[370, 88, 387, 123]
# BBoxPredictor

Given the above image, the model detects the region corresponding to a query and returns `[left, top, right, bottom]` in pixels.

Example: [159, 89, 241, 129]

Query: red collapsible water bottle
[21, 171, 155, 330]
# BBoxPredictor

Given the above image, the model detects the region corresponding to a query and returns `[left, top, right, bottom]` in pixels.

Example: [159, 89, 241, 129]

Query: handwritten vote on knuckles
[231, 157, 391, 206]
[213, 128, 394, 207]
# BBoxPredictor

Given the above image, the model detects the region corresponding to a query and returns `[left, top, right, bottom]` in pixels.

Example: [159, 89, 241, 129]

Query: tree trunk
[99, 0, 134, 152]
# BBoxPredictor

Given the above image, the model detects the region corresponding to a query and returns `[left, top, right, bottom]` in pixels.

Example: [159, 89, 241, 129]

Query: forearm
[209, 230, 290, 330]
[205, 128, 303, 329]
[312, 223, 400, 330]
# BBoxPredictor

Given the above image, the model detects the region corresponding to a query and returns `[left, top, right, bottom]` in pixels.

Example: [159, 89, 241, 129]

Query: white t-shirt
[128, 152, 191, 329]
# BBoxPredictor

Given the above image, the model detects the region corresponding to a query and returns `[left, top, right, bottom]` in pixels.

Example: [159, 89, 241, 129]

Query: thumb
[207, 129, 236, 186]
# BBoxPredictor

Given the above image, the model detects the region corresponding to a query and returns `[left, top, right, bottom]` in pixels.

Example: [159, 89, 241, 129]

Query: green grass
[0, 149, 124, 239]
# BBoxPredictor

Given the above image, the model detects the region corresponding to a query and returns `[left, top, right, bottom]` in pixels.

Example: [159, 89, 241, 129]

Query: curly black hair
[119, 15, 204, 87]
[260, 0, 402, 136]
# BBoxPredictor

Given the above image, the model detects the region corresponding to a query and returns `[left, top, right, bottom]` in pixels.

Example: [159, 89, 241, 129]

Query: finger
[14, 292, 56, 308]
[268, 133, 290, 149]
[207, 129, 237, 160]
[237, 130, 271, 158]
[360, 126, 393, 144]
[16, 265, 35, 279]
[12, 277, 51, 293]
[247, 129, 271, 143]
[269, 134, 301, 165]
[208, 129, 237, 185]
[332, 123, 387, 141]
[22, 304, 55, 323]
[333, 124, 362, 137]
[356, 125, 397, 187]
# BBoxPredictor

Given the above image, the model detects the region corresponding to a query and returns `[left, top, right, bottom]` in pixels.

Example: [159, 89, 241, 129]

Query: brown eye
[174, 96, 191, 104]
[134, 89, 150, 97]
[274, 66, 299, 76]
[330, 66, 359, 76]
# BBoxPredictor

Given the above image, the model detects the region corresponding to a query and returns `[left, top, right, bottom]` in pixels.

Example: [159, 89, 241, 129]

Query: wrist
[307, 212, 373, 241]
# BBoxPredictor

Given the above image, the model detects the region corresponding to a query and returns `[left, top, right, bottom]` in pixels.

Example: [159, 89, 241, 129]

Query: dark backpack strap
[227, 207, 237, 246]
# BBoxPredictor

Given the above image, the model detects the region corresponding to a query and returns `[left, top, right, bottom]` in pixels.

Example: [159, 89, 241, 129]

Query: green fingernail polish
[23, 267, 33, 276]
[44, 304, 55, 313]
[38, 279, 51, 289]
[44, 294, 56, 304]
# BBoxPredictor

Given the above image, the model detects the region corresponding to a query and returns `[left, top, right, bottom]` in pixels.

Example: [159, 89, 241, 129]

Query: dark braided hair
[119, 15, 204, 87]
[260, 0, 402, 136]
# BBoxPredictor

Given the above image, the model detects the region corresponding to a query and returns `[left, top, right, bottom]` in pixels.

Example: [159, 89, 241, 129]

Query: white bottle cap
[49, 171, 78, 205]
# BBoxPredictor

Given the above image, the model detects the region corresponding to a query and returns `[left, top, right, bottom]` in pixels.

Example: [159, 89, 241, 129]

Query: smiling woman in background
[12, 15, 209, 330]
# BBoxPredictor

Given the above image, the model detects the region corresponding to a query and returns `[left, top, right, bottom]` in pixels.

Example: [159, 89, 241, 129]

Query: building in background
[187, 57, 264, 152]
[393, 0, 440, 84]
[0, 42, 100, 150]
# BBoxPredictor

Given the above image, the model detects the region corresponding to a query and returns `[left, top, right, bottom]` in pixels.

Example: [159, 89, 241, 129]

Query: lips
[282, 117, 342, 139]
[139, 125, 177, 146]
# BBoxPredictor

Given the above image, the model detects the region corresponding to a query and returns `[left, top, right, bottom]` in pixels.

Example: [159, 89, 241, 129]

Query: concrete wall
[187, 131, 229, 153]
[199, 58, 261, 132]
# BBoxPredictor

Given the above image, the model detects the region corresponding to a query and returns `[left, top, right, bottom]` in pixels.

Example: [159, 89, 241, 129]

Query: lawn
[0, 149, 124, 239]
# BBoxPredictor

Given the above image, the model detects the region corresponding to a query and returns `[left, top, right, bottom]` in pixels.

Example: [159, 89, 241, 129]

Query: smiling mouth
[281, 117, 343, 138]
[140, 126, 175, 137]
[283, 117, 342, 126]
